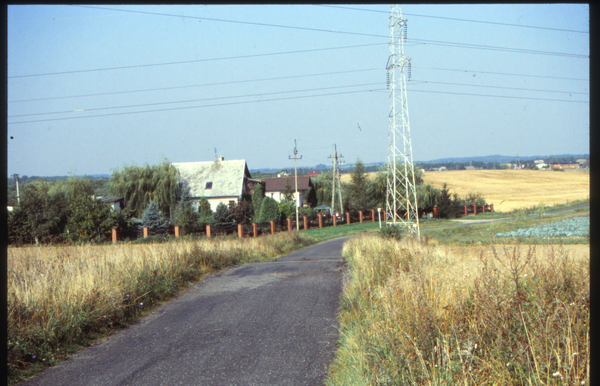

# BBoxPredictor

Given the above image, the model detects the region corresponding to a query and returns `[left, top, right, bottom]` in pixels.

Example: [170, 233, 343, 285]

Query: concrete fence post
[270, 220, 275, 235]
[303, 216, 308, 230]
[238, 223, 243, 238]
[482, 204, 486, 213]
[174, 226, 180, 238]
[359, 211, 363, 223]
[346, 212, 351, 224]
[318, 213, 323, 228]
[333, 214, 337, 227]
[112, 228, 117, 243]
[252, 223, 258, 238]
[433, 207, 438, 219]
[464, 205, 468, 216]
[473, 204, 477, 215]
[491, 203, 494, 212]
[287, 218, 292, 232]
[143, 227, 148, 238]
[371, 209, 376, 222]
[206, 224, 211, 238]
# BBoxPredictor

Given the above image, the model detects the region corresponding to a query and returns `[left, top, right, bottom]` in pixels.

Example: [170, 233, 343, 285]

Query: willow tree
[109, 159, 180, 218]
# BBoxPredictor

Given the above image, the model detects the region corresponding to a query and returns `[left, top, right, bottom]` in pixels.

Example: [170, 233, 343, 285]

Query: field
[326, 236, 590, 385]
[341, 169, 589, 213]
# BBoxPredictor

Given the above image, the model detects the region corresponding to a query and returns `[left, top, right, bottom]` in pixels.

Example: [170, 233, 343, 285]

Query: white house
[173, 158, 261, 212]
[264, 176, 312, 208]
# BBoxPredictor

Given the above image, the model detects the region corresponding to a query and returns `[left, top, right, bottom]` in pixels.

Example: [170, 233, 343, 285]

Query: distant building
[576, 158, 589, 167]
[464, 166, 476, 171]
[534, 163, 548, 170]
[534, 159, 545, 164]
[551, 163, 580, 170]
[308, 171, 320, 175]
[101, 197, 126, 211]
[264, 176, 313, 208]
[430, 166, 447, 172]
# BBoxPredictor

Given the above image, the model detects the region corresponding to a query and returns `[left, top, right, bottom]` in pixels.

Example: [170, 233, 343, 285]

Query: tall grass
[326, 236, 589, 385]
[7, 232, 309, 383]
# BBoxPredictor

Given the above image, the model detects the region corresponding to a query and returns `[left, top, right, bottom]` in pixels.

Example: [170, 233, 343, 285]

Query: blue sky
[7, 4, 589, 177]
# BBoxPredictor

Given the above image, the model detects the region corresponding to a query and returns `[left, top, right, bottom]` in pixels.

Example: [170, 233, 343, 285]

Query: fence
[110, 205, 494, 242]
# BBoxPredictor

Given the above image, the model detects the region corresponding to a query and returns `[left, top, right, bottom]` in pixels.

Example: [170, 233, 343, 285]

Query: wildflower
[32, 356, 36, 359]
[140, 303, 143, 306]
[552, 371, 562, 378]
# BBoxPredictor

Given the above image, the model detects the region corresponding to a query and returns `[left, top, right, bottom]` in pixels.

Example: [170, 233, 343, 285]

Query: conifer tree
[139, 201, 169, 236]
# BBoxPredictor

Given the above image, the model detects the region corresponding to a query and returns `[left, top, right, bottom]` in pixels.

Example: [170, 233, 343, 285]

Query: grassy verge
[7, 232, 311, 385]
[326, 235, 590, 385]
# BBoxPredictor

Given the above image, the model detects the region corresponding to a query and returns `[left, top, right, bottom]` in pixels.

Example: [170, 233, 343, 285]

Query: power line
[71, 5, 386, 38]
[315, 5, 589, 34]
[404, 88, 588, 103]
[7, 43, 385, 79]
[8, 68, 380, 103]
[8, 82, 383, 118]
[413, 65, 588, 81]
[410, 79, 588, 96]
[8, 87, 387, 125]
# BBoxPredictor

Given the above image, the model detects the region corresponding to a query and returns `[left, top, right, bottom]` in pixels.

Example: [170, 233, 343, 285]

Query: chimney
[219, 156, 224, 161]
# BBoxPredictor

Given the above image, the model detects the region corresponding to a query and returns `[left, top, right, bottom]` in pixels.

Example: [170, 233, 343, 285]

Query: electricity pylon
[385, 4, 420, 238]
[328, 144, 344, 217]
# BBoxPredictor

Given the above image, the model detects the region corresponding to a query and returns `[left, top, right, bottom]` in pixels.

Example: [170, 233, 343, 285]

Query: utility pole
[289, 140, 302, 231]
[386, 4, 420, 238]
[11, 174, 20, 206]
[328, 144, 344, 218]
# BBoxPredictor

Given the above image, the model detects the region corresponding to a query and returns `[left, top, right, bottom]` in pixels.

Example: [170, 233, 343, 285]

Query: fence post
[359, 211, 363, 223]
[318, 213, 323, 228]
[112, 228, 117, 243]
[238, 223, 244, 238]
[346, 212, 351, 224]
[252, 223, 258, 237]
[333, 214, 337, 227]
[174, 226, 180, 238]
[463, 205, 468, 216]
[490, 203, 494, 212]
[206, 224, 211, 238]
[433, 206, 438, 219]
[270, 220, 275, 235]
[371, 209, 376, 222]
[473, 204, 477, 215]
[482, 204, 486, 213]
[303, 216, 308, 230]
[382, 210, 387, 221]
[143, 227, 148, 238]
[287, 218, 292, 232]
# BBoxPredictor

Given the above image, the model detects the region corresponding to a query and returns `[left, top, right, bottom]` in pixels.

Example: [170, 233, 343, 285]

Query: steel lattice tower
[329, 144, 344, 217]
[385, 4, 420, 237]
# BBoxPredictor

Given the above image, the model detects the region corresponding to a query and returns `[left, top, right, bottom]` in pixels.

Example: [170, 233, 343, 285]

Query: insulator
[403, 22, 407, 42]
[408, 61, 411, 81]
[386, 71, 390, 89]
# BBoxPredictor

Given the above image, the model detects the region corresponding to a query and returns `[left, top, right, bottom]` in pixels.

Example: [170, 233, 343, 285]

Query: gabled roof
[264, 176, 311, 192]
[173, 159, 251, 198]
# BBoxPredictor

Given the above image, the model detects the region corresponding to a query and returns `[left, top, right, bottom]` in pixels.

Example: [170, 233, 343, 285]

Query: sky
[7, 4, 589, 177]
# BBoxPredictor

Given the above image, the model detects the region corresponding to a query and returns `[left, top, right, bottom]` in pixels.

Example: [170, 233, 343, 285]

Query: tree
[282, 178, 295, 202]
[172, 188, 198, 234]
[231, 199, 253, 224]
[437, 183, 460, 219]
[212, 202, 233, 224]
[139, 201, 169, 236]
[197, 197, 213, 227]
[19, 181, 70, 244]
[348, 158, 371, 211]
[109, 159, 180, 219]
[258, 196, 281, 223]
[65, 195, 117, 243]
[252, 183, 265, 222]
[7, 207, 33, 245]
[278, 199, 295, 222]
[417, 183, 441, 217]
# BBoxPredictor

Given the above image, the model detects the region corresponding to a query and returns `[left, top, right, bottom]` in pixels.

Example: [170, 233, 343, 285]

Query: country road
[21, 237, 349, 386]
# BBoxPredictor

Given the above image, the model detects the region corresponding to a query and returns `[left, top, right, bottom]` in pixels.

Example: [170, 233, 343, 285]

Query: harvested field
[341, 169, 589, 213]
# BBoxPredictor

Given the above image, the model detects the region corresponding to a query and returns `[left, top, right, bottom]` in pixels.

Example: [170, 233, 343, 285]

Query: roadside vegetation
[326, 235, 589, 385]
[7, 232, 311, 385]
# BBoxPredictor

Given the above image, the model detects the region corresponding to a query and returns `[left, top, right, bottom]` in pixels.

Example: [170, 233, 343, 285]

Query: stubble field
[342, 169, 589, 213]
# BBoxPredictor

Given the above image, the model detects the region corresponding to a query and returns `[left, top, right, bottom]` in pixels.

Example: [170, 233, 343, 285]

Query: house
[264, 175, 312, 208]
[534, 159, 545, 164]
[308, 171, 320, 176]
[430, 166, 447, 172]
[173, 158, 262, 212]
[551, 163, 580, 170]
[101, 197, 126, 211]
[576, 158, 589, 167]
[534, 163, 548, 170]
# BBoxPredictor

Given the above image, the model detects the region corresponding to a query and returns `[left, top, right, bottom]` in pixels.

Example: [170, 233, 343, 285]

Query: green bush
[259, 196, 281, 223]
[379, 225, 403, 240]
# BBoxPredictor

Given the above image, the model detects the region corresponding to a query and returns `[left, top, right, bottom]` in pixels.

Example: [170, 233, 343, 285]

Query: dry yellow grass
[327, 236, 590, 385]
[341, 169, 589, 213]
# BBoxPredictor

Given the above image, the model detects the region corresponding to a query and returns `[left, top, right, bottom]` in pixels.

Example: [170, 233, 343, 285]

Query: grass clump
[326, 236, 589, 385]
[7, 231, 309, 385]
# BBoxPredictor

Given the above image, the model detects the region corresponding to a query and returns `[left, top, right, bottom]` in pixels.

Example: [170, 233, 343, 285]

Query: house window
[205, 182, 213, 190]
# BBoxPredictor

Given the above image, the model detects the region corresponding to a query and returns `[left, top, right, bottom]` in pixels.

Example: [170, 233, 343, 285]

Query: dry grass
[341, 169, 589, 213]
[7, 233, 309, 383]
[326, 235, 589, 385]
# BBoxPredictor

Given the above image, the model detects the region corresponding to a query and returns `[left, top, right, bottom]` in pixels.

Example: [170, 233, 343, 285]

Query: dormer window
[205, 182, 213, 190]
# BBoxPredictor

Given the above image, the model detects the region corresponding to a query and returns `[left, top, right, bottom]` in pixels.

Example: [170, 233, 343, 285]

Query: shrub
[212, 202, 233, 224]
[379, 225, 403, 240]
[139, 201, 169, 236]
[259, 196, 280, 223]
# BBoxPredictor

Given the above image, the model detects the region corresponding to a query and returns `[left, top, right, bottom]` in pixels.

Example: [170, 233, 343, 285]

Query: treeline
[7, 175, 110, 207]
[7, 159, 486, 246]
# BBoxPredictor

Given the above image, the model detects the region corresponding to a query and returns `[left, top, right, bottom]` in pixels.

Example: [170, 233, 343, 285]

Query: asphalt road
[22, 237, 349, 386]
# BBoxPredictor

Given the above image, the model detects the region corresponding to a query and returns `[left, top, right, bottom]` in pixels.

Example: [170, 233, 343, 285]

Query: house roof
[173, 159, 251, 198]
[264, 176, 311, 192]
